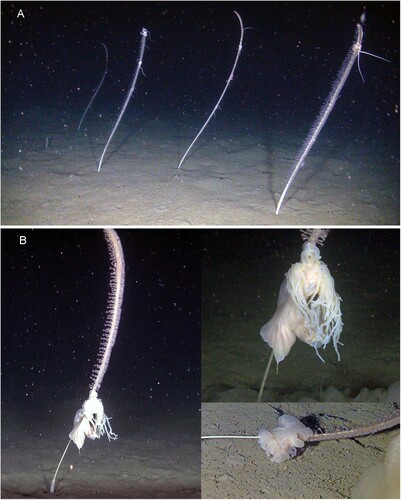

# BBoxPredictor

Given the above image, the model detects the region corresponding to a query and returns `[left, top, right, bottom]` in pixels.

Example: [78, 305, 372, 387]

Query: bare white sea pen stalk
[202, 436, 258, 440]
[50, 440, 71, 494]
[178, 11, 244, 169]
[98, 28, 149, 172]
[257, 350, 274, 402]
[78, 43, 109, 132]
[275, 23, 363, 215]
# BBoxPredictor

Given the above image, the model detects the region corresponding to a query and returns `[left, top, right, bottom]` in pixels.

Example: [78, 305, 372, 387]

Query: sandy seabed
[2, 107, 398, 225]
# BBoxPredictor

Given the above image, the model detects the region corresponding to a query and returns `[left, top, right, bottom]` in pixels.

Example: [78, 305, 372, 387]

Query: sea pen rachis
[275, 23, 363, 215]
[90, 228, 125, 393]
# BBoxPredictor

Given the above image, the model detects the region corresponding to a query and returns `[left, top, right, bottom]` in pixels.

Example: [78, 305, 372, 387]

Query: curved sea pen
[77, 43, 109, 132]
[178, 11, 244, 169]
[50, 229, 125, 494]
[275, 23, 363, 215]
[98, 28, 149, 172]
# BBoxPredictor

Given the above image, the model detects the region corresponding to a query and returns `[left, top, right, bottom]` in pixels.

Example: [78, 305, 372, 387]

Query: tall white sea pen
[50, 228, 125, 494]
[98, 28, 149, 172]
[178, 11, 244, 169]
[77, 43, 109, 132]
[275, 24, 363, 215]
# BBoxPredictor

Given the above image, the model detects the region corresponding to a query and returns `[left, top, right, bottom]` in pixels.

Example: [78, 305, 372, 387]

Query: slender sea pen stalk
[98, 28, 149, 172]
[78, 43, 109, 132]
[178, 11, 244, 169]
[257, 350, 274, 402]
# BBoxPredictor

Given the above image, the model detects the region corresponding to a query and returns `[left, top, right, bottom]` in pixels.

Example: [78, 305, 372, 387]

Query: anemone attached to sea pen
[258, 415, 313, 463]
[257, 229, 343, 401]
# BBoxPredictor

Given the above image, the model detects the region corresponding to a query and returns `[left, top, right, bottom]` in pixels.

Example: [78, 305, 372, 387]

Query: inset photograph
[1, 229, 201, 498]
[202, 229, 400, 402]
[201, 402, 400, 499]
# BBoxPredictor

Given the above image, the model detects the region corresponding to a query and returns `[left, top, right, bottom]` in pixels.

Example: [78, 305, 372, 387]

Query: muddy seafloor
[201, 402, 400, 499]
[2, 106, 398, 225]
[1, 397, 200, 499]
